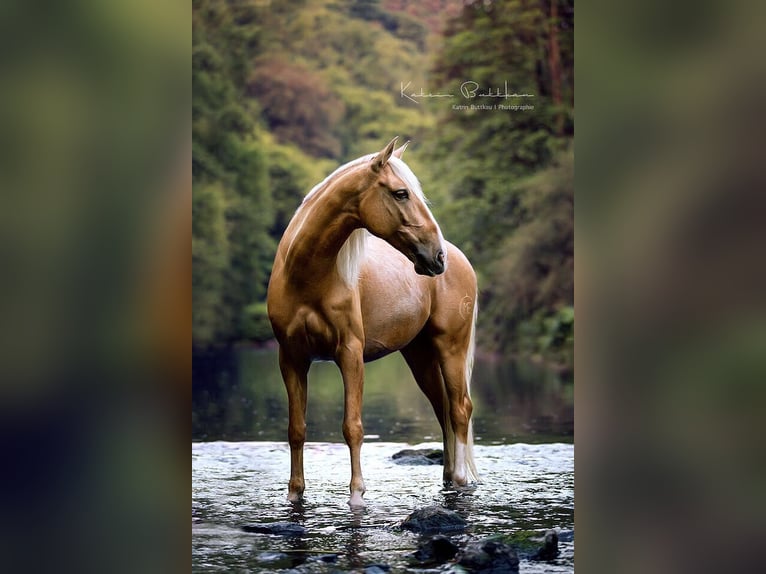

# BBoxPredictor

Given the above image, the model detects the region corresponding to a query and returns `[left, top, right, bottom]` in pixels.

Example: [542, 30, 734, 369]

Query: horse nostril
[436, 250, 445, 264]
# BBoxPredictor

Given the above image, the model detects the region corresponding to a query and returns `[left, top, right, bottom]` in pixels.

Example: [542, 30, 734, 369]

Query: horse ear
[371, 137, 399, 172]
[393, 140, 410, 159]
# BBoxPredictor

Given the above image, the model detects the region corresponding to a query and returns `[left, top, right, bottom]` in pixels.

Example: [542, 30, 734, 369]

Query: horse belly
[359, 249, 430, 361]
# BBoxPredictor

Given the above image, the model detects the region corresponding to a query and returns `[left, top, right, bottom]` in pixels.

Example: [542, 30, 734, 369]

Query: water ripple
[193, 441, 573, 573]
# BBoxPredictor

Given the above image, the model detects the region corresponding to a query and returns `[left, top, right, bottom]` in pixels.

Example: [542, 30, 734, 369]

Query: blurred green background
[192, 0, 574, 368]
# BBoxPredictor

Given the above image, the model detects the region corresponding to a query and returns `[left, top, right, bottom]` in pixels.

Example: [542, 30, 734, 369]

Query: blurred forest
[192, 0, 574, 368]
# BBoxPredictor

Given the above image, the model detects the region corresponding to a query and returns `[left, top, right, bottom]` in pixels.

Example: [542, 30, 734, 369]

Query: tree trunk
[548, 0, 564, 135]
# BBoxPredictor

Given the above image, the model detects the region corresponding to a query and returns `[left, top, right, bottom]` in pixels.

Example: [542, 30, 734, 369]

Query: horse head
[357, 137, 447, 276]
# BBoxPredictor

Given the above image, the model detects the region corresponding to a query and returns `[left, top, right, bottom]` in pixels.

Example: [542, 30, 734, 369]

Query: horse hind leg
[434, 331, 479, 487]
[279, 348, 310, 502]
[401, 336, 454, 485]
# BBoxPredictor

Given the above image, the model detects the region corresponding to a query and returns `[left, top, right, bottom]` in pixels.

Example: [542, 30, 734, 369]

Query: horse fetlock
[452, 469, 468, 486]
[287, 478, 305, 501]
[452, 440, 468, 485]
[348, 491, 366, 507]
[348, 479, 366, 506]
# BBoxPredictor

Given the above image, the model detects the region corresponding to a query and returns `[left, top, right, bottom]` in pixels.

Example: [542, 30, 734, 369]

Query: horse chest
[279, 295, 361, 360]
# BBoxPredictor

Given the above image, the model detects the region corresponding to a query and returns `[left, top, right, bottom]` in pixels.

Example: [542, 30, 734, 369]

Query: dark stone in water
[531, 529, 559, 561]
[458, 539, 519, 573]
[242, 522, 307, 537]
[391, 448, 444, 465]
[412, 534, 459, 565]
[363, 565, 390, 574]
[401, 506, 467, 533]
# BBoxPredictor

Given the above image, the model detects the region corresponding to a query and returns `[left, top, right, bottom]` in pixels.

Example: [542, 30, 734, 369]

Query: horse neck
[284, 173, 367, 285]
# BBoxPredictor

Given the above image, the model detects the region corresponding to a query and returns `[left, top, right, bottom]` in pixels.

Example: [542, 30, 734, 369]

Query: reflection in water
[192, 441, 574, 573]
[345, 506, 366, 570]
[441, 484, 478, 516]
[193, 347, 573, 445]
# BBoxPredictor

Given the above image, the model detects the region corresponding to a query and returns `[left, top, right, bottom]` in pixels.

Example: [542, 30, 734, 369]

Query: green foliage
[424, 0, 575, 367]
[242, 302, 274, 342]
[248, 58, 345, 158]
[193, 0, 278, 346]
[516, 306, 574, 367]
[477, 148, 574, 362]
[348, 0, 428, 50]
[192, 184, 230, 346]
[264, 141, 329, 237]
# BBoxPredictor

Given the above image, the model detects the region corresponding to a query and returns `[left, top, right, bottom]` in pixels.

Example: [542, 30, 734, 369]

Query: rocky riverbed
[193, 441, 573, 572]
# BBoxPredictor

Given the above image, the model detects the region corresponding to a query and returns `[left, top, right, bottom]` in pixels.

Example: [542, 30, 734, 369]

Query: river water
[192, 348, 574, 572]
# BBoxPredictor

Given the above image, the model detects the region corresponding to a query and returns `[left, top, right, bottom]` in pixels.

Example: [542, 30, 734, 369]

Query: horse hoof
[348, 492, 365, 507]
[287, 491, 303, 503]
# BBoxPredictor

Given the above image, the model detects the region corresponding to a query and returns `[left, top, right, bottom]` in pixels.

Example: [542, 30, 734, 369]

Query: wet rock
[391, 448, 444, 465]
[313, 553, 338, 563]
[531, 529, 559, 561]
[412, 534, 459, 565]
[458, 539, 519, 573]
[363, 565, 390, 574]
[401, 506, 467, 534]
[242, 522, 307, 537]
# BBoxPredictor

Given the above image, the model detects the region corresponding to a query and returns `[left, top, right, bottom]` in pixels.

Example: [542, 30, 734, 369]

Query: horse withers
[267, 137, 479, 506]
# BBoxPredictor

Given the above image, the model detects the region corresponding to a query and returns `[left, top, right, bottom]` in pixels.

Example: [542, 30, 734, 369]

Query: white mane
[336, 228, 370, 285]
[302, 154, 375, 205]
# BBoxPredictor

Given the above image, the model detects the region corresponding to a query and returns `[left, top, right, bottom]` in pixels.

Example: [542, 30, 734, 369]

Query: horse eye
[392, 189, 409, 201]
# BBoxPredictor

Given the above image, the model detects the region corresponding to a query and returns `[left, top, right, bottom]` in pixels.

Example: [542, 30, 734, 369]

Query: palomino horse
[267, 137, 479, 506]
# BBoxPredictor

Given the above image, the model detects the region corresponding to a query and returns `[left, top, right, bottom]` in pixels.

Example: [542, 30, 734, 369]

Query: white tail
[464, 300, 480, 482]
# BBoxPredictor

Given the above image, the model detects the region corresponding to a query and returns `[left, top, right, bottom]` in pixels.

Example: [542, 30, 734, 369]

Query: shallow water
[192, 348, 574, 572]
[192, 441, 573, 572]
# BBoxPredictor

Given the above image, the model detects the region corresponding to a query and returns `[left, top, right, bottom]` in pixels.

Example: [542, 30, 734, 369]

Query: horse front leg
[336, 340, 366, 506]
[279, 348, 310, 502]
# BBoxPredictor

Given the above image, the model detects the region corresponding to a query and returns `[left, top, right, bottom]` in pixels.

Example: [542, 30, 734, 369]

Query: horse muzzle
[413, 247, 446, 276]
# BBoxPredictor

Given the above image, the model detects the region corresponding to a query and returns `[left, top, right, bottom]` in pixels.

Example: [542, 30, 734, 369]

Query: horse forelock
[388, 157, 426, 203]
[388, 157, 445, 253]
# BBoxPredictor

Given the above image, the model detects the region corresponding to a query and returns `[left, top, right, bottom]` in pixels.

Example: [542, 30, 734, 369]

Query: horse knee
[342, 418, 363, 447]
[288, 422, 306, 450]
